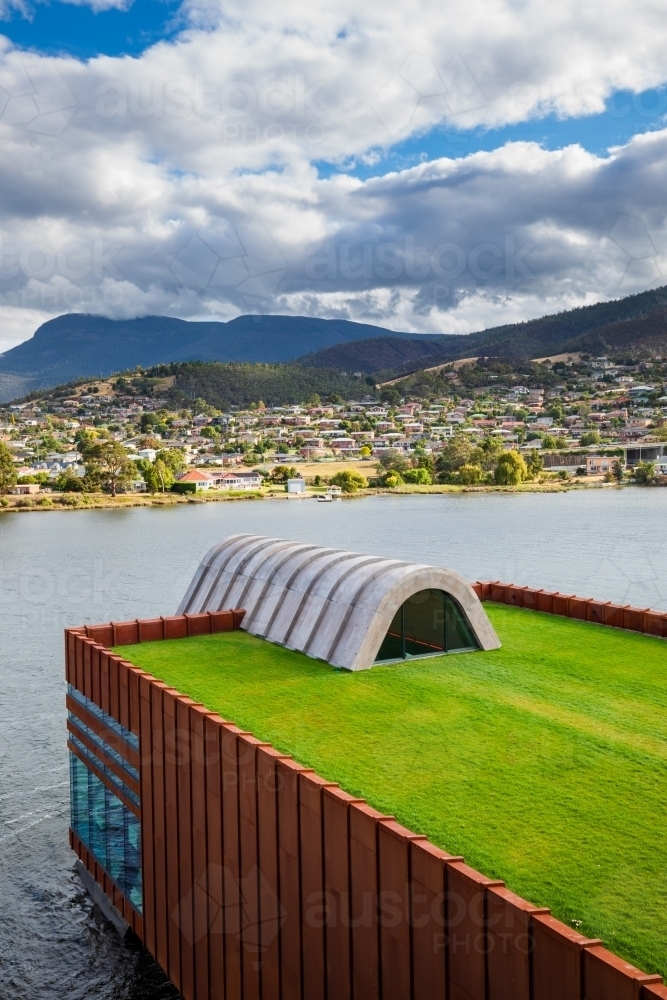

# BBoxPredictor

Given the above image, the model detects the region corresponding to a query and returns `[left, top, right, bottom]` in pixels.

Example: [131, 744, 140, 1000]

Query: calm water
[1, 489, 666, 999]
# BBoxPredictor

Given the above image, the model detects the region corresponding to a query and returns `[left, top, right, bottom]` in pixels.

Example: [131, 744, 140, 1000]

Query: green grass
[116, 605, 667, 978]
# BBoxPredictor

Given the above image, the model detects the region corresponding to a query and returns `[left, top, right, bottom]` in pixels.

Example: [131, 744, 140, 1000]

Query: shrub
[633, 461, 655, 484]
[383, 471, 403, 488]
[171, 481, 197, 495]
[457, 464, 483, 485]
[330, 470, 368, 493]
[403, 467, 432, 485]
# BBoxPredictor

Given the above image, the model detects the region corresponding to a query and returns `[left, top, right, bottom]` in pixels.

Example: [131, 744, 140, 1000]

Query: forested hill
[0, 313, 410, 402]
[296, 285, 667, 377]
[160, 361, 376, 409]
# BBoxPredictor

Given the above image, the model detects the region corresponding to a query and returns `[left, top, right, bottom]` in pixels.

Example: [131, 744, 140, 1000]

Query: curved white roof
[178, 534, 500, 670]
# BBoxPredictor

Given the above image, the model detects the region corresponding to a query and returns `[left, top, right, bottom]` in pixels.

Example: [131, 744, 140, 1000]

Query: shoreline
[0, 479, 625, 513]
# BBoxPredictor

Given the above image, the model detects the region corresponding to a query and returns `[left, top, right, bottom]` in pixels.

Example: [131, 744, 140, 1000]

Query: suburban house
[586, 455, 615, 475]
[176, 469, 263, 491]
[211, 470, 263, 490]
[176, 470, 214, 490]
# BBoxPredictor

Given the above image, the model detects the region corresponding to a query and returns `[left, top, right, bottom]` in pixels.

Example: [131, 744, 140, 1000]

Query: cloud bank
[1, 0, 667, 348]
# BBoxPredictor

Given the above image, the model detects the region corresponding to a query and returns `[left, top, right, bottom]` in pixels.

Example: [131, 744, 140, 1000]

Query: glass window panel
[375, 604, 404, 661]
[404, 590, 446, 656]
[375, 589, 479, 661]
[69, 751, 142, 915]
[124, 811, 143, 913]
[70, 753, 89, 845]
[105, 787, 126, 894]
[88, 771, 107, 864]
[445, 595, 478, 652]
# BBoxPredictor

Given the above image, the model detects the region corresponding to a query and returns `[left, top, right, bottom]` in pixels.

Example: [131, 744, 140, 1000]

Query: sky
[1, 0, 667, 354]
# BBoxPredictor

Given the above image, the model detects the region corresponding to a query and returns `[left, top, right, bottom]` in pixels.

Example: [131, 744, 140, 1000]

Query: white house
[209, 470, 263, 490]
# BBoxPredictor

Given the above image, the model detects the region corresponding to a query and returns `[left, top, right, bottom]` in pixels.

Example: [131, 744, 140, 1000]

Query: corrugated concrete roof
[178, 534, 500, 670]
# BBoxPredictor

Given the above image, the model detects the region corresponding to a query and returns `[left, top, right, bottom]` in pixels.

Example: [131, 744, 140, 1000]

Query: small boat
[317, 493, 333, 502]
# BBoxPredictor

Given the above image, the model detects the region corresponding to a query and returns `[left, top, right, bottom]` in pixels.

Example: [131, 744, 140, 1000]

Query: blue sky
[316, 88, 667, 179]
[0, 0, 182, 59]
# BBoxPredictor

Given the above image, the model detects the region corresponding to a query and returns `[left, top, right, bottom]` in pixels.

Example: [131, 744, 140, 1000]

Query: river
[1, 489, 666, 999]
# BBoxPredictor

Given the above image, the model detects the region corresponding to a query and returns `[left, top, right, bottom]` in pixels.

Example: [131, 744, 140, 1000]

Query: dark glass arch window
[375, 588, 478, 662]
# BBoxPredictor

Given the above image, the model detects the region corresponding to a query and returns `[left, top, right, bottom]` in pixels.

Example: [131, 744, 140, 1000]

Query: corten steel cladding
[277, 757, 307, 1000]
[66, 609, 667, 1000]
[474, 581, 667, 638]
[377, 820, 427, 1000]
[299, 771, 333, 1000]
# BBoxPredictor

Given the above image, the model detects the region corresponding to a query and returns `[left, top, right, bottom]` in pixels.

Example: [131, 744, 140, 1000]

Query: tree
[655, 424, 667, 441]
[141, 458, 175, 493]
[379, 387, 401, 406]
[580, 430, 601, 446]
[494, 450, 528, 485]
[156, 448, 186, 476]
[75, 428, 98, 452]
[633, 461, 655, 484]
[271, 465, 297, 483]
[526, 450, 543, 477]
[0, 441, 17, 494]
[138, 435, 161, 450]
[541, 434, 557, 449]
[55, 470, 85, 492]
[435, 435, 473, 480]
[612, 459, 625, 483]
[376, 449, 410, 476]
[359, 445, 372, 458]
[457, 463, 483, 485]
[84, 440, 134, 496]
[140, 412, 157, 432]
[478, 436, 504, 467]
[330, 470, 368, 492]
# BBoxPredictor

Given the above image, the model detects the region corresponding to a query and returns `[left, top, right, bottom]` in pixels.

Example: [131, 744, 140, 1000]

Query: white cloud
[2, 1, 667, 349]
[0, 304, 47, 354]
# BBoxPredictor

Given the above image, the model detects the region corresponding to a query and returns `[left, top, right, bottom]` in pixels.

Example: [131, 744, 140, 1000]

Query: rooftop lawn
[116, 605, 667, 979]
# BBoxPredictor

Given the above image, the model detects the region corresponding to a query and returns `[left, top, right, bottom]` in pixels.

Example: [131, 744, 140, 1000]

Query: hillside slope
[295, 335, 452, 374]
[0, 313, 412, 402]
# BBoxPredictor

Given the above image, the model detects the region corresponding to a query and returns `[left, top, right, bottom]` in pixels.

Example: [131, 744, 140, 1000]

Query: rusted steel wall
[65, 616, 667, 1000]
[473, 581, 667, 637]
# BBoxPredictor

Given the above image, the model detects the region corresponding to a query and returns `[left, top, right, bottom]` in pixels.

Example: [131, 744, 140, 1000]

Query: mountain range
[0, 314, 417, 403]
[2, 283, 667, 403]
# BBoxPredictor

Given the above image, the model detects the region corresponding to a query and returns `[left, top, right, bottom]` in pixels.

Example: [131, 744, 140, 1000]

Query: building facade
[65, 605, 667, 1000]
